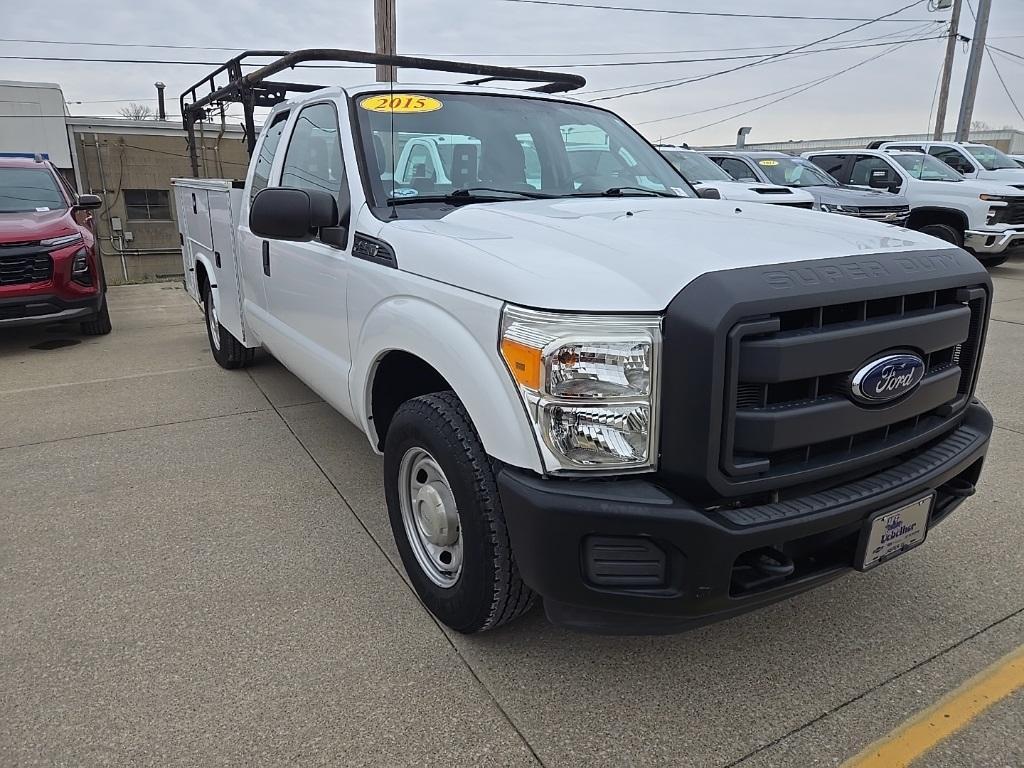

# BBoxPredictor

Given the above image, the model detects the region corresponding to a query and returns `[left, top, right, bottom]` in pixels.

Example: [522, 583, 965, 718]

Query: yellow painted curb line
[842, 643, 1024, 768]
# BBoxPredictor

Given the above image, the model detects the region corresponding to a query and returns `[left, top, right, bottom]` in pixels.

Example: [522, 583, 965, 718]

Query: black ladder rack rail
[180, 48, 587, 177]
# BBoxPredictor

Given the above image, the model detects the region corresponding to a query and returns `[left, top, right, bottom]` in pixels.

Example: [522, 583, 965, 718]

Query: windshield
[753, 157, 837, 187]
[661, 150, 732, 183]
[354, 92, 693, 208]
[0, 168, 67, 213]
[891, 153, 963, 181]
[964, 144, 1020, 171]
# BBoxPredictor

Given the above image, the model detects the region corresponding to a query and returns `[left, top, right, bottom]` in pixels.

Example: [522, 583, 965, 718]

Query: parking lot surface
[2, 263, 1023, 767]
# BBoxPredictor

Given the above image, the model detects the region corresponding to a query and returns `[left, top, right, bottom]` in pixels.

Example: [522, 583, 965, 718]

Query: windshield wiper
[569, 186, 677, 198]
[386, 187, 556, 205]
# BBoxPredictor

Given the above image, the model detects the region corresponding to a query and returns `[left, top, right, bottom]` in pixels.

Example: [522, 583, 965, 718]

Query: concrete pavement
[2, 261, 1023, 767]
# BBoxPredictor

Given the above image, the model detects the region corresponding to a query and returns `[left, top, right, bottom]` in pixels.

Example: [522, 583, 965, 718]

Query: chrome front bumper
[964, 228, 1024, 255]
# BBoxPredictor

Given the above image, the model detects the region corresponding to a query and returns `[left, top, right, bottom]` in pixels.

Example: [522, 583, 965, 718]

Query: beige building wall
[69, 119, 251, 284]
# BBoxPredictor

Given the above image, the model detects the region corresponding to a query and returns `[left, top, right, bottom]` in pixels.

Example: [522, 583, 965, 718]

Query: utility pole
[374, 0, 397, 82]
[955, 0, 992, 142]
[933, 0, 963, 140]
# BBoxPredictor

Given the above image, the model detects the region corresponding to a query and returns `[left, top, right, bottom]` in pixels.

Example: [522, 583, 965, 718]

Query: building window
[124, 189, 171, 220]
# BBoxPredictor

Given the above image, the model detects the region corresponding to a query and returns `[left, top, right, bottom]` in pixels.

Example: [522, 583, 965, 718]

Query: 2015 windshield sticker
[758, 159, 779, 166]
[360, 94, 443, 113]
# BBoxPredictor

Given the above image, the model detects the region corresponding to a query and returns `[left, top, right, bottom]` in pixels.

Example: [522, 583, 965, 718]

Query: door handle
[262, 241, 270, 276]
[191, 192, 197, 215]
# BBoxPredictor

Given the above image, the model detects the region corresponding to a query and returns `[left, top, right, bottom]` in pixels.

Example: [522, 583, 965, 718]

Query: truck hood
[977, 168, 1024, 186]
[692, 181, 815, 205]
[807, 185, 909, 207]
[380, 198, 956, 311]
[0, 208, 77, 244]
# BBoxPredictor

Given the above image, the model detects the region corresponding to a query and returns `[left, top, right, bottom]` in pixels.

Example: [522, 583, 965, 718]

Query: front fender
[351, 296, 544, 474]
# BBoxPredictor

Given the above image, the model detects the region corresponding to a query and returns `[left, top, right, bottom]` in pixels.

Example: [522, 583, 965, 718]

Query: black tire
[204, 283, 253, 369]
[384, 392, 535, 633]
[80, 293, 112, 335]
[919, 223, 964, 247]
[979, 254, 1009, 269]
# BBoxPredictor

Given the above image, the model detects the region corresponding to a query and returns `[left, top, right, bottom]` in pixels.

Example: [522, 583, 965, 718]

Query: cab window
[280, 102, 346, 209]
[809, 154, 849, 182]
[849, 155, 896, 187]
[929, 146, 976, 175]
[250, 111, 289, 203]
[716, 157, 758, 181]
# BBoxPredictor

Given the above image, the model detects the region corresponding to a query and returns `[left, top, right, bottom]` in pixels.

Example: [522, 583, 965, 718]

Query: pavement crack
[0, 408, 272, 452]
[994, 423, 1024, 438]
[991, 317, 1024, 327]
[724, 605, 1024, 768]
[245, 369, 547, 767]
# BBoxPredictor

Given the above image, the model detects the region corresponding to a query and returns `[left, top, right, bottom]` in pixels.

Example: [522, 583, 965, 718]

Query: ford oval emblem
[850, 354, 926, 404]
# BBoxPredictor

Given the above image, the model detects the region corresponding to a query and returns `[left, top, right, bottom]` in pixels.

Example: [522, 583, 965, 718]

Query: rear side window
[280, 102, 346, 209]
[250, 111, 289, 203]
[808, 154, 848, 181]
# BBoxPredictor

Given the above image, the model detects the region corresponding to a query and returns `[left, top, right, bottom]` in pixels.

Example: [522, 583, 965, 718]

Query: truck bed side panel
[208, 189, 246, 342]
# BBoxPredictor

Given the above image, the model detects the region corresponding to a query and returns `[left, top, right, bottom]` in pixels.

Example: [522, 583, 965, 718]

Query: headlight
[41, 233, 84, 248]
[500, 305, 661, 472]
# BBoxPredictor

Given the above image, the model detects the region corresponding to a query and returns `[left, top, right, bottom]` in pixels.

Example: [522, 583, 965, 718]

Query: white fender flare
[352, 297, 544, 474]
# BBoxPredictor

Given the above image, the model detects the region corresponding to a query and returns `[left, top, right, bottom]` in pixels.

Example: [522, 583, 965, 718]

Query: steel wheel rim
[207, 294, 221, 351]
[398, 447, 463, 588]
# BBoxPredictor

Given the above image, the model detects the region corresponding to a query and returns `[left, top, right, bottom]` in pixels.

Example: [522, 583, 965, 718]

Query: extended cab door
[258, 100, 355, 415]
[237, 110, 290, 336]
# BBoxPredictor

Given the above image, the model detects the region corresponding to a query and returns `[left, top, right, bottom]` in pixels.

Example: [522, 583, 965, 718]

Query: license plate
[856, 494, 934, 571]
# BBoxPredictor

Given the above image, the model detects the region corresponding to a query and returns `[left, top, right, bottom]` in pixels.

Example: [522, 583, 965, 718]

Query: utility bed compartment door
[208, 189, 245, 341]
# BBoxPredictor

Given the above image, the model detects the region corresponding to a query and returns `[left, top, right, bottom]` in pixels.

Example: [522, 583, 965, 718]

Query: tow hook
[731, 547, 796, 593]
[939, 476, 976, 499]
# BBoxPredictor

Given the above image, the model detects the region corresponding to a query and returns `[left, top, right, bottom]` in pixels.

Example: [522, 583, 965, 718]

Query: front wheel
[204, 283, 253, 369]
[80, 293, 112, 335]
[384, 392, 535, 633]
[978, 254, 1009, 269]
[919, 223, 964, 247]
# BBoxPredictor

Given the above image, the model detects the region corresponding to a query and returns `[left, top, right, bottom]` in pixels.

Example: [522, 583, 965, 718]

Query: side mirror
[868, 171, 897, 192]
[250, 187, 338, 241]
[73, 194, 102, 211]
[697, 187, 721, 199]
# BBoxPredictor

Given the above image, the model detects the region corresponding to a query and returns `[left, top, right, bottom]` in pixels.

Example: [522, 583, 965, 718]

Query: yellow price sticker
[758, 159, 780, 166]
[359, 94, 443, 113]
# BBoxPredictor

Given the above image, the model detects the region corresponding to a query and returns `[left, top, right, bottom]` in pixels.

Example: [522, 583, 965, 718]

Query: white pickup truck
[804, 149, 1024, 267]
[174, 50, 993, 635]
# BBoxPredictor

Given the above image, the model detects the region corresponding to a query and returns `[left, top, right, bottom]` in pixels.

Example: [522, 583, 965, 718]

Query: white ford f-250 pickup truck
[173, 51, 993, 635]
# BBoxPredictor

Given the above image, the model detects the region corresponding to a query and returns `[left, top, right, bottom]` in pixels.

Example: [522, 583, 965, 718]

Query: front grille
[722, 286, 987, 483]
[990, 199, 1024, 226]
[0, 243, 53, 286]
[857, 205, 911, 222]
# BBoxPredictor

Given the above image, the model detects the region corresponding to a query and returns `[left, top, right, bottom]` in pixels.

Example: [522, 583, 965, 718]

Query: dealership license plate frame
[855, 493, 935, 571]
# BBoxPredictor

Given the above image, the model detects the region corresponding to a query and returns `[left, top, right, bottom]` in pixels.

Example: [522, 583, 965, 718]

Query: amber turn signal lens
[500, 338, 542, 391]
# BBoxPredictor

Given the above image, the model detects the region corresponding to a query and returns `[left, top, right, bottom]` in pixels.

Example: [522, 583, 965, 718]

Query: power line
[547, 34, 946, 68]
[0, 53, 372, 68]
[0, 32, 944, 72]
[659, 39, 920, 141]
[589, 2, 935, 102]
[987, 45, 1024, 63]
[496, 0, 940, 23]
[579, 21, 939, 96]
[984, 47, 1024, 123]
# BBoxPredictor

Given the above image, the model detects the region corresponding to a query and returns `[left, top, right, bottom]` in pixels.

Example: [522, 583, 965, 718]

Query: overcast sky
[3, 0, 1024, 145]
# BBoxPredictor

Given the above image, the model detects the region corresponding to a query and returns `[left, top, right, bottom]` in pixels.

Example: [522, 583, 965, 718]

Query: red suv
[0, 155, 110, 334]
